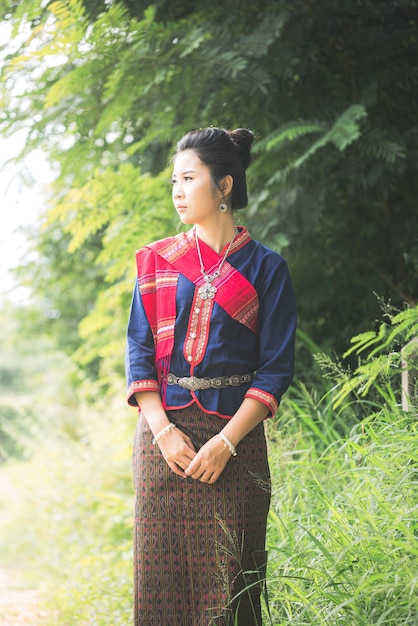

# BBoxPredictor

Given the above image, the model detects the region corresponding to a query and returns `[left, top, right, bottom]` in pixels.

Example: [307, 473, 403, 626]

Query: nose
[174, 185, 184, 198]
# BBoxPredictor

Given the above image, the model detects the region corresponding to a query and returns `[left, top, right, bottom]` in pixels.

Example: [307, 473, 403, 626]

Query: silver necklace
[195, 227, 237, 300]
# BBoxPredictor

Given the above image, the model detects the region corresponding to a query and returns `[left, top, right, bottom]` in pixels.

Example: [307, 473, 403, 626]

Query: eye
[170, 178, 176, 185]
[184, 176, 192, 181]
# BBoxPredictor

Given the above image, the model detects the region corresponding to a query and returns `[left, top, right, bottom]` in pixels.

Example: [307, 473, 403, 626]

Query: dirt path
[0, 470, 51, 625]
[0, 567, 49, 626]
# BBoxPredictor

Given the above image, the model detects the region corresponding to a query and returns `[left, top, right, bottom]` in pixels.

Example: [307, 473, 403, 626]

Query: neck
[195, 219, 237, 254]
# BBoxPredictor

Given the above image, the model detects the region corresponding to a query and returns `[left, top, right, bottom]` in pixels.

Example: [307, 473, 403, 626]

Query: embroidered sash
[136, 227, 259, 388]
[151, 227, 259, 332]
[136, 247, 178, 367]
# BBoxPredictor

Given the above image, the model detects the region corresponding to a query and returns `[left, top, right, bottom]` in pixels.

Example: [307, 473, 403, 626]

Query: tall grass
[264, 405, 417, 625]
[261, 304, 418, 625]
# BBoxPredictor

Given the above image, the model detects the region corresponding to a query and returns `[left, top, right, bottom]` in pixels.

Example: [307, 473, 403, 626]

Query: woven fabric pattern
[133, 405, 271, 625]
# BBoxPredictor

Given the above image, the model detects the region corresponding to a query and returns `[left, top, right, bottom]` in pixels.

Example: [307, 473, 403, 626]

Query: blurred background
[0, 1, 417, 624]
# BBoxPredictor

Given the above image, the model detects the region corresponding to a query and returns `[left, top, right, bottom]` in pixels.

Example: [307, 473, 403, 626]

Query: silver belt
[165, 372, 254, 391]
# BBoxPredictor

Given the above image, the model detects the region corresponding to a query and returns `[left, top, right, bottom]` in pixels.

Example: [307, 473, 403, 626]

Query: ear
[219, 175, 233, 197]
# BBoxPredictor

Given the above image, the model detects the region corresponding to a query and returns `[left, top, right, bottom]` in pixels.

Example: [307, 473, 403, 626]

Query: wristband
[219, 432, 237, 457]
[152, 422, 176, 444]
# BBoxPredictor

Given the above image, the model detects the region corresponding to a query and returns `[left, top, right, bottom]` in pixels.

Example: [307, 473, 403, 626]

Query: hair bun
[228, 128, 254, 170]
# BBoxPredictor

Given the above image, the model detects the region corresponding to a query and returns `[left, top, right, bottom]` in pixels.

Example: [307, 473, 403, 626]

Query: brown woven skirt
[132, 404, 271, 626]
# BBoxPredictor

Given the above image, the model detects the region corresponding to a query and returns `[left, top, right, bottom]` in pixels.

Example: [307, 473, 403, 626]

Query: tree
[1, 0, 417, 382]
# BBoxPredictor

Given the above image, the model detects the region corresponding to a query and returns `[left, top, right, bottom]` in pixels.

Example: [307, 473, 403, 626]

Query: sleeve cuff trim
[244, 387, 279, 417]
[127, 380, 160, 406]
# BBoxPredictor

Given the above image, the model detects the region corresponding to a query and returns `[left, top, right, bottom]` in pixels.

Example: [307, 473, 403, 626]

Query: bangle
[152, 422, 176, 444]
[219, 432, 237, 457]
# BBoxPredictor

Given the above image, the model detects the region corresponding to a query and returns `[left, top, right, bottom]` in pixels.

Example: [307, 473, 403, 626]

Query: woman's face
[171, 149, 221, 227]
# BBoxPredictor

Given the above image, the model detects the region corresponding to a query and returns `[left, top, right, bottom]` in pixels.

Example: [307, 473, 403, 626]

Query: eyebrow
[172, 170, 197, 177]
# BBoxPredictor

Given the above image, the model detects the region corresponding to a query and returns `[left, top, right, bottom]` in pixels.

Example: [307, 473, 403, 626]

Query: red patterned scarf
[136, 227, 258, 386]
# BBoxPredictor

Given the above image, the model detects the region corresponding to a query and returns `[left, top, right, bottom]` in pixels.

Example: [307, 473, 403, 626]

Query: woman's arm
[135, 391, 196, 478]
[220, 397, 269, 444]
[184, 397, 268, 484]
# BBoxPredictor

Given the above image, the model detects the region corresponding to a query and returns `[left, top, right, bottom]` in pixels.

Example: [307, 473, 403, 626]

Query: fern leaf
[343, 326, 387, 358]
[277, 104, 368, 172]
[245, 64, 272, 95]
[238, 11, 288, 58]
[260, 122, 325, 153]
[44, 64, 91, 108]
[11, 0, 44, 38]
[49, 0, 87, 40]
[358, 129, 406, 163]
[326, 104, 368, 151]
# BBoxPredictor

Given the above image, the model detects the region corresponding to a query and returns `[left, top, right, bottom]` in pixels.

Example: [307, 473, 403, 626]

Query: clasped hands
[157, 427, 233, 484]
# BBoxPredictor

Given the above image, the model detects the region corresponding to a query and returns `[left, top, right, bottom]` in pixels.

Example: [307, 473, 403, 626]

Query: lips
[176, 205, 187, 211]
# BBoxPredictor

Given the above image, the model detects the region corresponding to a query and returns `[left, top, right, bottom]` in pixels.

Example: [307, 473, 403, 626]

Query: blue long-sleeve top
[125, 228, 296, 419]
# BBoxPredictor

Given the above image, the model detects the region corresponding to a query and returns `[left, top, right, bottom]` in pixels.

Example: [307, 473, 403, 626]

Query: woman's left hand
[184, 435, 233, 484]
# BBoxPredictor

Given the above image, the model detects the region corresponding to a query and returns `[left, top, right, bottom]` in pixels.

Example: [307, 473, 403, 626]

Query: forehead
[172, 149, 207, 174]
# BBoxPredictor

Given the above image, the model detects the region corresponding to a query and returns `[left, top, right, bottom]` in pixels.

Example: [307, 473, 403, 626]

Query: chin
[178, 214, 193, 225]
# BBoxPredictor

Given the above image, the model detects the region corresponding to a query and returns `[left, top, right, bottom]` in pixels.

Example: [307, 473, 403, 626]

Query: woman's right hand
[134, 391, 197, 477]
[157, 428, 197, 478]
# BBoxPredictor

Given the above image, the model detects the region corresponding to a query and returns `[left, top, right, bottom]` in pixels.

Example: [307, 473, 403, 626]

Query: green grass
[263, 406, 418, 625]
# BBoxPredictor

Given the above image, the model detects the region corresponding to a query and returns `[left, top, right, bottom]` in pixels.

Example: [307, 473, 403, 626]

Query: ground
[0, 469, 50, 626]
[0, 568, 49, 626]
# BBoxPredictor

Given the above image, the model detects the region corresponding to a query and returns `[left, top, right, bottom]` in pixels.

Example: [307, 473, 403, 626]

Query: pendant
[198, 283, 217, 300]
[203, 270, 219, 284]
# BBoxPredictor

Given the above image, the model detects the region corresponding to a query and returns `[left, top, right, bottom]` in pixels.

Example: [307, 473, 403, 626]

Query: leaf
[261, 122, 325, 152]
[326, 104, 368, 151]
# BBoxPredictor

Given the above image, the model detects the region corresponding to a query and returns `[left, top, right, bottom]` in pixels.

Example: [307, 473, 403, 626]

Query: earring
[219, 197, 228, 212]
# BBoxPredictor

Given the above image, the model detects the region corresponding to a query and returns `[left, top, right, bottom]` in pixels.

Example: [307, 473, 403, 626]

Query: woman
[125, 127, 296, 625]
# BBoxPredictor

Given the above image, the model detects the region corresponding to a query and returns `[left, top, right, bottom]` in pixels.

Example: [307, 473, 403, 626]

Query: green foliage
[265, 408, 417, 625]
[262, 302, 418, 624]
[317, 303, 418, 410]
[259, 104, 369, 184]
[0, 298, 71, 460]
[344, 305, 418, 359]
[1, 0, 417, 377]
[0, 300, 132, 619]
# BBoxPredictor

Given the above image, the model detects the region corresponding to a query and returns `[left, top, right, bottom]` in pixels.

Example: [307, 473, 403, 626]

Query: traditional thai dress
[126, 226, 296, 626]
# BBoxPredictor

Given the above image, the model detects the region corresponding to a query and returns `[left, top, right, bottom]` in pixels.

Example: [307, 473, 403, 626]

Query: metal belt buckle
[177, 376, 212, 390]
[178, 376, 197, 390]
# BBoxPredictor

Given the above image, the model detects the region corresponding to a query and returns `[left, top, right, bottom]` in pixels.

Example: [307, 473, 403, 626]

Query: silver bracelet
[219, 432, 237, 457]
[152, 422, 176, 444]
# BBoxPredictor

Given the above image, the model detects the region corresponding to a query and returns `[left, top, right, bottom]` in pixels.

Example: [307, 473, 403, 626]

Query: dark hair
[174, 127, 254, 209]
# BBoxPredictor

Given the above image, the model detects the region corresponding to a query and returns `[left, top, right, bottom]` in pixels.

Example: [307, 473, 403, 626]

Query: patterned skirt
[132, 404, 271, 626]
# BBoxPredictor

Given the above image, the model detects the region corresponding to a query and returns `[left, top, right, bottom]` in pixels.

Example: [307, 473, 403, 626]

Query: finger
[185, 457, 211, 477]
[187, 466, 209, 481]
[205, 472, 219, 484]
[168, 461, 186, 477]
[184, 463, 196, 476]
[184, 465, 200, 479]
[198, 470, 216, 483]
